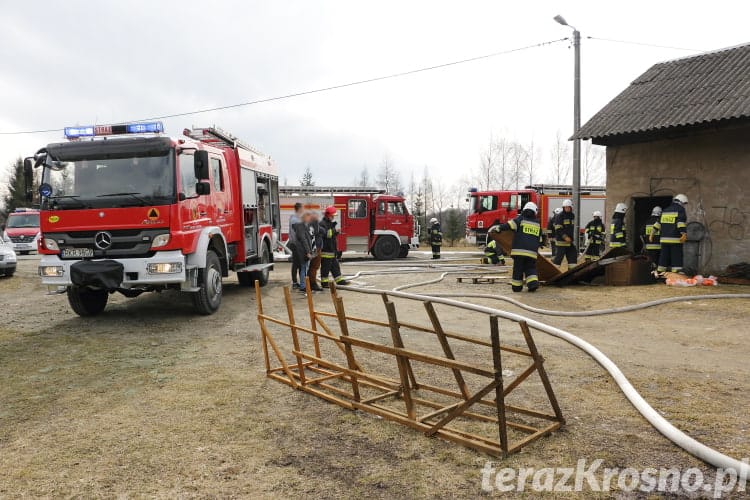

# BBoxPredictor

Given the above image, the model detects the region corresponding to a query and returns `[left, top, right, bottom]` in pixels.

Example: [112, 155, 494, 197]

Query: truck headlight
[39, 266, 64, 277]
[43, 238, 59, 251]
[147, 262, 182, 274]
[150, 234, 170, 248]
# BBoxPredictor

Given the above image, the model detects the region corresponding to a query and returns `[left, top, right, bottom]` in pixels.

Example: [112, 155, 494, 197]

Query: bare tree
[549, 130, 571, 184]
[432, 178, 449, 222]
[582, 141, 606, 186]
[476, 137, 497, 190]
[376, 155, 402, 194]
[509, 142, 529, 189]
[526, 136, 539, 186]
[356, 165, 370, 187]
[422, 165, 433, 216]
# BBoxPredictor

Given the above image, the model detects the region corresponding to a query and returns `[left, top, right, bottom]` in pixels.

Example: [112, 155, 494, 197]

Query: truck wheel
[373, 236, 400, 260]
[249, 244, 270, 287]
[67, 286, 109, 316]
[398, 245, 409, 258]
[192, 250, 222, 315]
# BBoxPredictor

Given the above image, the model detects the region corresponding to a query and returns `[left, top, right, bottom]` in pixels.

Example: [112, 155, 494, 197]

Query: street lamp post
[554, 15, 582, 246]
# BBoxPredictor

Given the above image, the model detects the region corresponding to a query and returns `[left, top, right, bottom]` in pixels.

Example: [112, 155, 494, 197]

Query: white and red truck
[466, 184, 606, 246]
[27, 123, 279, 316]
[279, 186, 420, 260]
[2, 208, 41, 255]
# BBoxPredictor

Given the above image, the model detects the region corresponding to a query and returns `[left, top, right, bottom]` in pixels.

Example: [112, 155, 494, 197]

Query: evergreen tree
[1, 158, 28, 216]
[444, 207, 465, 246]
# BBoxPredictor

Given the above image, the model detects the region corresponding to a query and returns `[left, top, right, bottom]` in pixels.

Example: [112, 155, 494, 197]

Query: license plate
[62, 248, 94, 258]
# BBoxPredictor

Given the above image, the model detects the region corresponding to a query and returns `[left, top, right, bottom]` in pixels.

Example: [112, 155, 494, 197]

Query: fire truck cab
[27, 123, 279, 316]
[280, 186, 420, 260]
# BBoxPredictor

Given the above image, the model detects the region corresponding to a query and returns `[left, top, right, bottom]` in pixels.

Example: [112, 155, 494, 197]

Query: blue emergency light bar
[64, 121, 164, 139]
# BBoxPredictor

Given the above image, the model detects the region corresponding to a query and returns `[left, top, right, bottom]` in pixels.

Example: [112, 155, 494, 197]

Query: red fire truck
[466, 184, 606, 246]
[26, 123, 279, 316]
[279, 186, 420, 260]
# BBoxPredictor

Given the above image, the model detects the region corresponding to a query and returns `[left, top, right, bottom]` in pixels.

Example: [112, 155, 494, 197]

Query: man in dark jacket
[307, 211, 323, 291]
[552, 199, 576, 266]
[489, 201, 543, 292]
[287, 202, 304, 288]
[653, 194, 688, 273]
[293, 211, 313, 293]
[319, 206, 350, 287]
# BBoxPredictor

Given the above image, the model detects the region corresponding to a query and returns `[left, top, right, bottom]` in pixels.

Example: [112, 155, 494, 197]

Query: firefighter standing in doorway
[584, 210, 605, 261]
[482, 238, 505, 265]
[319, 206, 350, 287]
[643, 206, 662, 267]
[653, 194, 688, 273]
[429, 218, 442, 260]
[610, 203, 628, 248]
[488, 202, 543, 293]
[553, 199, 577, 266]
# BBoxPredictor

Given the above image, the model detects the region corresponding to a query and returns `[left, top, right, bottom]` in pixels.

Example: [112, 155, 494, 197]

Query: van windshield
[7, 213, 40, 228]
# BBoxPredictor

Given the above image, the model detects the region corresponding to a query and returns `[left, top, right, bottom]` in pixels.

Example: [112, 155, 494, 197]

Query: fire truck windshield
[42, 152, 175, 209]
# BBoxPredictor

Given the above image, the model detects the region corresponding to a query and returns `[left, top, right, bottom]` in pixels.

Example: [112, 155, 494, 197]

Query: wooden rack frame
[254, 281, 564, 457]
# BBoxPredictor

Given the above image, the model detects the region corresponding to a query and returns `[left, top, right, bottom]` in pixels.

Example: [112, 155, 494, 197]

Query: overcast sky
[1, 0, 747, 193]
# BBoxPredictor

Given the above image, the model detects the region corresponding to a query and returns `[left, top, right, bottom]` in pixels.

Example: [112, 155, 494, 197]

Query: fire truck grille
[46, 228, 168, 259]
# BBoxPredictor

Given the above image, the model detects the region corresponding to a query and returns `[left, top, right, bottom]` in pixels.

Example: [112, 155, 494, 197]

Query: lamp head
[553, 15, 568, 26]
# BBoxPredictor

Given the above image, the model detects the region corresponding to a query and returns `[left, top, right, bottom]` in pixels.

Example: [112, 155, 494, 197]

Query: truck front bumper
[39, 250, 187, 289]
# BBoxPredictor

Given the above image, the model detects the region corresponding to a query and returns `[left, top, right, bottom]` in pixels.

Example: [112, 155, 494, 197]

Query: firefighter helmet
[651, 206, 663, 216]
[562, 199, 573, 208]
[674, 194, 688, 205]
[324, 206, 337, 217]
[429, 217, 438, 225]
[522, 201, 538, 214]
[614, 203, 627, 214]
[592, 210, 602, 217]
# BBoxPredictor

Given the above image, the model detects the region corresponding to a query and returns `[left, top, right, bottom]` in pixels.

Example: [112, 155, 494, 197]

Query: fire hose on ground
[332, 268, 750, 476]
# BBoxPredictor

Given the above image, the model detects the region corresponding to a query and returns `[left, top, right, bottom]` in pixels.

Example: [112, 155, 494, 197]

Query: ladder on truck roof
[280, 186, 386, 195]
[526, 184, 606, 195]
[184, 126, 264, 156]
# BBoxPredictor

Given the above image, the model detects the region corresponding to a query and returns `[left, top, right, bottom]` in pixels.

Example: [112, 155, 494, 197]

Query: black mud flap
[70, 260, 124, 290]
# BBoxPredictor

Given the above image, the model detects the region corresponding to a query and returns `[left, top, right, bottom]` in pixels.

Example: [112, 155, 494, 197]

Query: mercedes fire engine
[279, 186, 420, 260]
[26, 123, 279, 316]
[466, 184, 606, 246]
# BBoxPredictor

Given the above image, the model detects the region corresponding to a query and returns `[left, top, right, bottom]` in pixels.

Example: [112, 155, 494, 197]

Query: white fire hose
[336, 282, 750, 476]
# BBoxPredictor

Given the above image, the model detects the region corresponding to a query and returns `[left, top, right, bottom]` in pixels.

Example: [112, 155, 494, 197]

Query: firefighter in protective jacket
[482, 239, 505, 265]
[489, 201, 543, 293]
[319, 206, 350, 287]
[653, 194, 688, 273]
[584, 211, 605, 261]
[643, 206, 662, 267]
[552, 199, 577, 266]
[610, 203, 627, 248]
[429, 218, 442, 260]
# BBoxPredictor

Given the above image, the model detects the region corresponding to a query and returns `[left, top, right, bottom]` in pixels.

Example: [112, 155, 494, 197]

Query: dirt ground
[1, 253, 749, 498]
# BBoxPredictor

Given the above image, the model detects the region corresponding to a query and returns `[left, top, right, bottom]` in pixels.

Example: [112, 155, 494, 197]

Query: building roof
[575, 43, 750, 144]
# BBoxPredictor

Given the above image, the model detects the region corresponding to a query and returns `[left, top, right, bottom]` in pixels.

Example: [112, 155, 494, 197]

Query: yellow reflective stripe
[321, 252, 336, 258]
[326, 229, 333, 238]
[526, 275, 538, 283]
[610, 243, 626, 248]
[508, 220, 517, 230]
[646, 244, 661, 250]
[677, 222, 687, 228]
[511, 249, 537, 258]
[660, 237, 682, 244]
[556, 241, 571, 247]
[511, 280, 523, 286]
[334, 276, 346, 283]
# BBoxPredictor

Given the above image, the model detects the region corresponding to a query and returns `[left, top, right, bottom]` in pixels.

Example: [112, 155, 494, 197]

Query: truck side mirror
[23, 158, 34, 202]
[195, 181, 211, 196]
[194, 150, 210, 180]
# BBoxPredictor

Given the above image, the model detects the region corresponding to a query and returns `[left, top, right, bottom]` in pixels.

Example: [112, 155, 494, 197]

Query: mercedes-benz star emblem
[94, 231, 113, 250]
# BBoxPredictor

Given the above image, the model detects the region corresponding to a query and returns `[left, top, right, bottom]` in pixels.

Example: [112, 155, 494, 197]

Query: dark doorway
[631, 196, 673, 253]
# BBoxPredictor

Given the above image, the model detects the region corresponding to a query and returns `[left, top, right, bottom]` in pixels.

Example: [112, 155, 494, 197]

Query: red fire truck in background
[279, 186, 420, 260]
[27, 123, 279, 316]
[466, 184, 606, 246]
